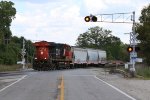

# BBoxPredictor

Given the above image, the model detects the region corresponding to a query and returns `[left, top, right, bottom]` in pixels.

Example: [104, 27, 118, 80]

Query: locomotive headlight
[35, 57, 37, 59]
[44, 58, 47, 59]
[41, 51, 43, 55]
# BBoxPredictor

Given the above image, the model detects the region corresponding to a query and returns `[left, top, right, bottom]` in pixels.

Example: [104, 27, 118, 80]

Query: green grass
[0, 64, 22, 72]
[136, 67, 150, 79]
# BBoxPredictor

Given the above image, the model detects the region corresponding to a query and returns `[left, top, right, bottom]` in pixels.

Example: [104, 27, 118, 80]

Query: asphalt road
[0, 68, 136, 100]
[63, 68, 136, 100]
[0, 70, 61, 100]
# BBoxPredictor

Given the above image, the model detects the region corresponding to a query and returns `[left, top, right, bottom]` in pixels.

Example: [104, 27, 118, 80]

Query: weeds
[136, 67, 150, 78]
[0, 64, 22, 72]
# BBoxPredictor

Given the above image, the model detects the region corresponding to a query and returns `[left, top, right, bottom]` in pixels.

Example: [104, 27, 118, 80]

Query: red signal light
[127, 46, 133, 52]
[84, 16, 90, 22]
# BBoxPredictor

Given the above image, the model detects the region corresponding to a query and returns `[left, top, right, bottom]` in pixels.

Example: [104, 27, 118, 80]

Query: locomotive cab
[33, 41, 49, 61]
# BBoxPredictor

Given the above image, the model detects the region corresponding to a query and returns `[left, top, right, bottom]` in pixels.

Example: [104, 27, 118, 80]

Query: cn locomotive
[33, 41, 72, 70]
[32, 41, 107, 71]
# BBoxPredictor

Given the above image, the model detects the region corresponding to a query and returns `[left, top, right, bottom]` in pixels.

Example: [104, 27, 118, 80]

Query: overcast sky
[6, 0, 150, 45]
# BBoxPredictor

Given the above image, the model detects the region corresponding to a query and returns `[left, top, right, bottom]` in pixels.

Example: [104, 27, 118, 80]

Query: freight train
[32, 41, 107, 71]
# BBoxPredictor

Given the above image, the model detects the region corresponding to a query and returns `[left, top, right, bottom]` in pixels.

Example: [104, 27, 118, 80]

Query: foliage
[0, 1, 16, 42]
[0, 1, 35, 65]
[136, 4, 150, 65]
[0, 36, 35, 65]
[25, 40, 35, 63]
[136, 67, 150, 78]
[0, 64, 22, 72]
[76, 26, 128, 61]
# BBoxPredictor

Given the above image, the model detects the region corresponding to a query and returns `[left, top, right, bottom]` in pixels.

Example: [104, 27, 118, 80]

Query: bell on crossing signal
[127, 46, 133, 52]
[84, 15, 97, 22]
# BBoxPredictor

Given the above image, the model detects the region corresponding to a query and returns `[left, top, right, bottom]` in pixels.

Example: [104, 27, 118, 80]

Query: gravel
[93, 68, 150, 100]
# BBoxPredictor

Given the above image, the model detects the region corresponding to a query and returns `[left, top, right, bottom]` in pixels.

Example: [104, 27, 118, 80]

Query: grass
[0, 64, 22, 72]
[136, 67, 150, 79]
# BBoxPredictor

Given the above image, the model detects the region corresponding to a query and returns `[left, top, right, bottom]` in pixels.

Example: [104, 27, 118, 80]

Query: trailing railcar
[72, 47, 107, 67]
[87, 49, 99, 66]
[98, 50, 107, 66]
[72, 47, 88, 68]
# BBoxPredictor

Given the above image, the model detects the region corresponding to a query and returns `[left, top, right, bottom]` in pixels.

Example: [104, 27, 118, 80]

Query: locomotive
[32, 41, 107, 71]
[33, 41, 72, 70]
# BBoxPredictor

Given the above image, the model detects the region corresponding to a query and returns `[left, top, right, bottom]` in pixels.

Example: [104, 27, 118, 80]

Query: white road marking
[68, 75, 95, 77]
[94, 76, 136, 100]
[0, 75, 27, 92]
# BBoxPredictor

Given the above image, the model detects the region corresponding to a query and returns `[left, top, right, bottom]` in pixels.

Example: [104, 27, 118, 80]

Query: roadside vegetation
[0, 64, 22, 72]
[136, 66, 150, 79]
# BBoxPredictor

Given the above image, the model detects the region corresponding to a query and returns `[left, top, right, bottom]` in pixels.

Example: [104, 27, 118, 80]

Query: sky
[4, 0, 150, 45]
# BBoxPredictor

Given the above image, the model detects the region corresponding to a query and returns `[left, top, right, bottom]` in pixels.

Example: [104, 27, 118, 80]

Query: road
[63, 68, 136, 100]
[0, 70, 60, 100]
[0, 68, 136, 100]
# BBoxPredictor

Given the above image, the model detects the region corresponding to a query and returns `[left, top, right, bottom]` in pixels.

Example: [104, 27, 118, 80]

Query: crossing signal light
[84, 16, 90, 22]
[84, 15, 97, 22]
[127, 46, 133, 52]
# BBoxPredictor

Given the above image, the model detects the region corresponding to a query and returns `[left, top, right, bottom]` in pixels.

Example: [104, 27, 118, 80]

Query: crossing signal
[127, 46, 133, 52]
[84, 15, 97, 22]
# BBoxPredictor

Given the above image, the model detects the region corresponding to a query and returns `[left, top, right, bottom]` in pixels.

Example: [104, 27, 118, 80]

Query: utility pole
[85, 11, 139, 76]
[21, 38, 26, 69]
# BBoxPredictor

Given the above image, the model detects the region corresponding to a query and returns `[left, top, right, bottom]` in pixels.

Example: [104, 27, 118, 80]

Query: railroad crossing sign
[130, 32, 139, 45]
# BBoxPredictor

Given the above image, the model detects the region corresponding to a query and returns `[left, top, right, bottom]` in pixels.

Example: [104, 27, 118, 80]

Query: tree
[0, 1, 35, 65]
[76, 26, 126, 60]
[136, 4, 150, 65]
[76, 26, 112, 49]
[0, 1, 16, 44]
